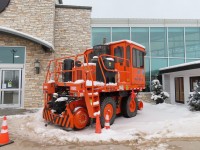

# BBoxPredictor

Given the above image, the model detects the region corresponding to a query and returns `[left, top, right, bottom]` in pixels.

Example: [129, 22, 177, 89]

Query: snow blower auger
[43, 40, 146, 131]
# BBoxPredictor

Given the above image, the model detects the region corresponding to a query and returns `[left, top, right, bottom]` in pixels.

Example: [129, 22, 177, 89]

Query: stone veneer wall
[0, 33, 53, 107]
[0, 4, 91, 108]
[0, 0, 55, 44]
[54, 6, 91, 57]
[137, 92, 153, 103]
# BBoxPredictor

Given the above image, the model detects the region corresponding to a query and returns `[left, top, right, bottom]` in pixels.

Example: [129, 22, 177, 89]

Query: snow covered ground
[3, 102, 200, 145]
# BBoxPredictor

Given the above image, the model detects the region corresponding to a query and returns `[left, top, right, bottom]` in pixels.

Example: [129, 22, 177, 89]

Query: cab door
[131, 48, 145, 87]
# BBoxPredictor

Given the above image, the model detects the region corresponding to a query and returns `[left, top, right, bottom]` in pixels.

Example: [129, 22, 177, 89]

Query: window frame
[132, 48, 144, 68]
[114, 46, 124, 63]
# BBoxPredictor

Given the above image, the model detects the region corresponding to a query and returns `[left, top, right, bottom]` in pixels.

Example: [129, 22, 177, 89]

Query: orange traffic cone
[104, 112, 110, 129]
[95, 115, 101, 134]
[0, 116, 14, 147]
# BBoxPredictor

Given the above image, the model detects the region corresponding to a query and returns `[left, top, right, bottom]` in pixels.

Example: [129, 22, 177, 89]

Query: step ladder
[84, 88, 100, 118]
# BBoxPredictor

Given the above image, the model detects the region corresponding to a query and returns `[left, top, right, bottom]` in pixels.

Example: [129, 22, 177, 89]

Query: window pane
[139, 51, 144, 68]
[151, 58, 168, 78]
[92, 27, 111, 46]
[136, 50, 140, 67]
[132, 27, 149, 56]
[168, 28, 184, 58]
[190, 76, 200, 92]
[185, 27, 200, 58]
[126, 46, 130, 66]
[0, 47, 25, 64]
[169, 58, 184, 66]
[150, 28, 167, 57]
[2, 70, 19, 89]
[114, 46, 124, 63]
[186, 59, 199, 63]
[132, 49, 137, 67]
[3, 91, 19, 104]
[145, 57, 150, 91]
[112, 27, 130, 41]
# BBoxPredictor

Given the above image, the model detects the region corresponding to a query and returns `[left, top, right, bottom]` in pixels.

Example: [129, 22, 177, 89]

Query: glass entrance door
[0, 69, 22, 107]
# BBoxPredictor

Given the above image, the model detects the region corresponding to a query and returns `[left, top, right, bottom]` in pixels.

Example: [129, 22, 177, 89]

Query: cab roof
[105, 40, 145, 49]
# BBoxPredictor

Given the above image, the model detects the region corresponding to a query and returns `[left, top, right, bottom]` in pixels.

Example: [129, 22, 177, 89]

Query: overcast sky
[63, 0, 200, 19]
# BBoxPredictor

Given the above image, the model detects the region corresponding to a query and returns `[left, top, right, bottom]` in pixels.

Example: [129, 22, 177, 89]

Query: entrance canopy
[0, 26, 54, 52]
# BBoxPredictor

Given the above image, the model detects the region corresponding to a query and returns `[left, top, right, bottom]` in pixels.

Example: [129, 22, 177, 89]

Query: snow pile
[105, 57, 114, 61]
[86, 80, 105, 86]
[93, 56, 98, 59]
[83, 63, 96, 66]
[5, 102, 200, 145]
[151, 95, 161, 101]
[55, 97, 68, 102]
[86, 80, 117, 86]
[74, 79, 85, 84]
[88, 92, 99, 96]
[48, 80, 55, 83]
[105, 40, 145, 49]
[107, 82, 117, 86]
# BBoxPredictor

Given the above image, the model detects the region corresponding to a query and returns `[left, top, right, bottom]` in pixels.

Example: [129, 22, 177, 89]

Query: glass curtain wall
[112, 27, 130, 41]
[185, 27, 200, 59]
[132, 27, 150, 88]
[92, 27, 200, 89]
[92, 27, 111, 46]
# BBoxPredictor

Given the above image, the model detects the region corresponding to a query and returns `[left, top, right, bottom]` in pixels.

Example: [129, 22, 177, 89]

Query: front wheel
[121, 95, 138, 118]
[100, 97, 116, 128]
[73, 107, 89, 130]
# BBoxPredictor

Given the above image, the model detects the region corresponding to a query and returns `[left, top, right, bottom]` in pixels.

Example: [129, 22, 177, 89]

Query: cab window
[126, 45, 130, 66]
[132, 48, 144, 68]
[114, 46, 124, 63]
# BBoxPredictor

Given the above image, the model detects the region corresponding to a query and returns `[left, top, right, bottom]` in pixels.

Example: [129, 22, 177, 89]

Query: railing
[45, 53, 132, 89]
[45, 54, 92, 82]
[98, 54, 131, 85]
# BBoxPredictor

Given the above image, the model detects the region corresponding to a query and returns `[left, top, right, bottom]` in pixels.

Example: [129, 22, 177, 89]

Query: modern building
[91, 19, 200, 90]
[0, 0, 91, 108]
[63, 0, 200, 105]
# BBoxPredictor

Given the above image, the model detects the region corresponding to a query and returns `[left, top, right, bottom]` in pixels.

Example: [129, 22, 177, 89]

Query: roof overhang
[159, 60, 200, 74]
[0, 26, 54, 52]
[56, 4, 92, 10]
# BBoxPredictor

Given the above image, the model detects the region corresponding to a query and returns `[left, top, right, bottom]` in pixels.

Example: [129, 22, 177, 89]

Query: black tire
[100, 97, 116, 128]
[121, 95, 138, 118]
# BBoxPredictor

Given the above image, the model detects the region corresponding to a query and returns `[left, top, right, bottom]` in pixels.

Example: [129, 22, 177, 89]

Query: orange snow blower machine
[43, 40, 145, 130]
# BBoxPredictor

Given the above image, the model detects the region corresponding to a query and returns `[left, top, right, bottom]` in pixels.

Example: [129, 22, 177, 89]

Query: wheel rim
[74, 108, 89, 129]
[104, 104, 113, 119]
[129, 98, 136, 112]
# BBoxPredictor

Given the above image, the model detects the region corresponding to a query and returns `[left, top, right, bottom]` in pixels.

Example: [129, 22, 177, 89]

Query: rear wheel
[73, 107, 89, 130]
[121, 95, 138, 118]
[100, 97, 116, 128]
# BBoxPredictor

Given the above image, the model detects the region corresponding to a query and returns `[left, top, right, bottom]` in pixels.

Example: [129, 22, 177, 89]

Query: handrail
[97, 54, 131, 84]
[45, 52, 95, 88]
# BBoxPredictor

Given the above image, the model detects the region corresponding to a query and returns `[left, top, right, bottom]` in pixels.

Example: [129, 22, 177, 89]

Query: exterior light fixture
[34, 59, 40, 74]
[14, 55, 20, 58]
[11, 49, 17, 64]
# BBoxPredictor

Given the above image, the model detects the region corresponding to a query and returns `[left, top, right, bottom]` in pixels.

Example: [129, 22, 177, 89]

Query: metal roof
[0, 26, 54, 52]
[159, 60, 200, 74]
